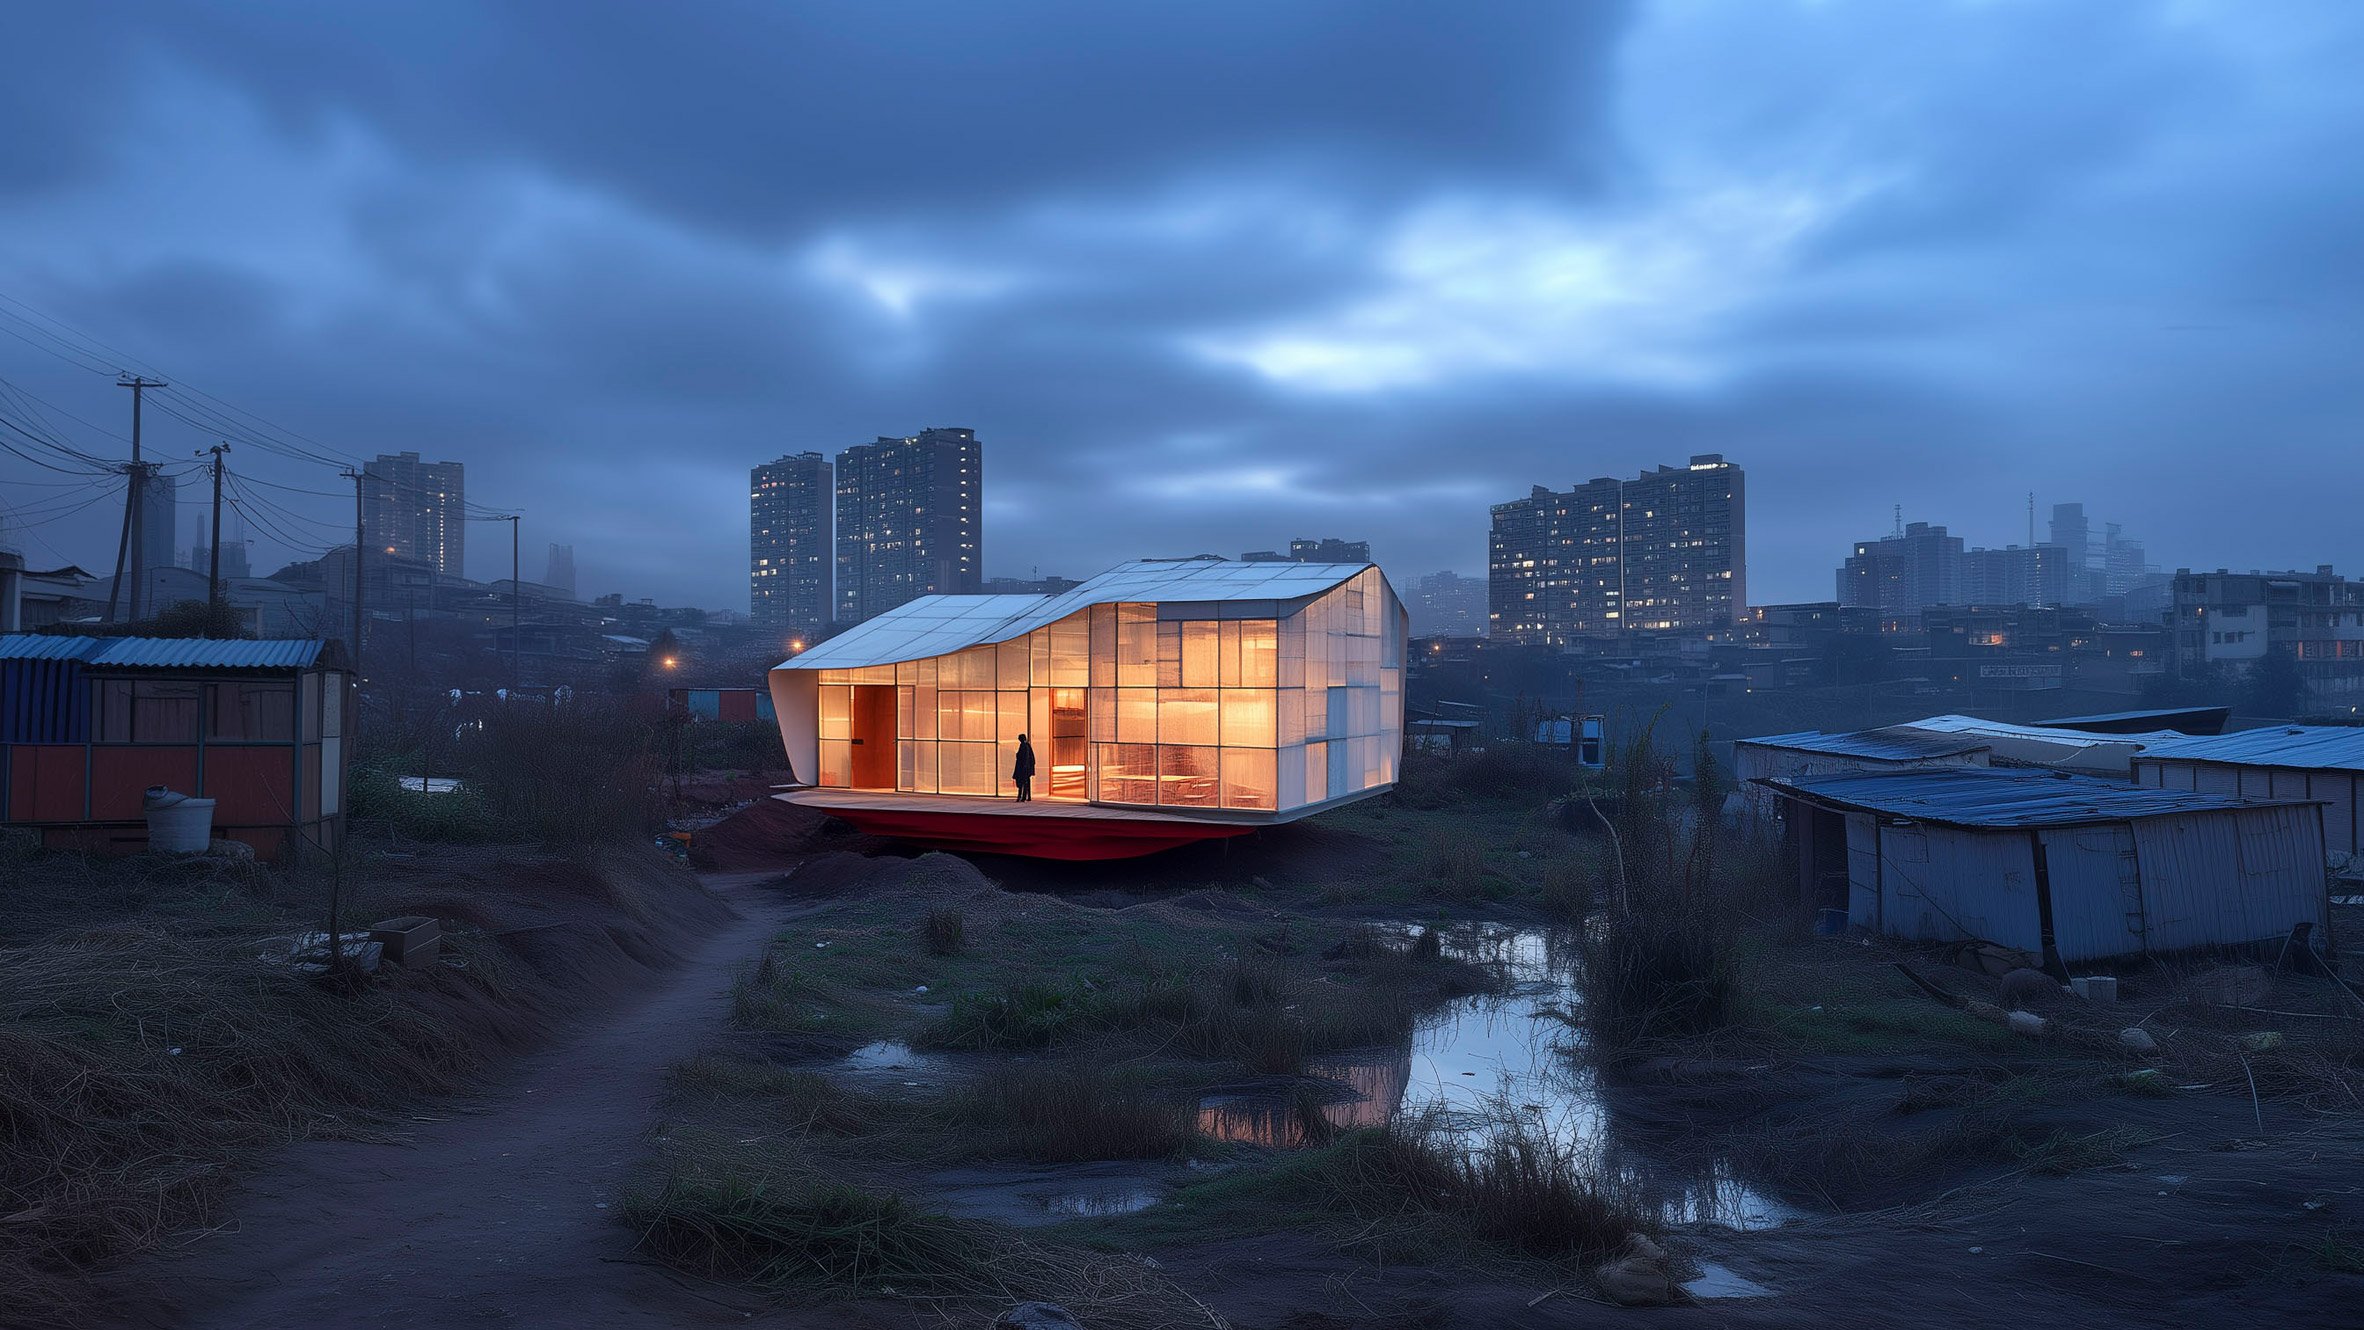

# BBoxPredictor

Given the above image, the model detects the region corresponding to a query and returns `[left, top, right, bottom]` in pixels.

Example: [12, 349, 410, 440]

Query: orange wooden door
[850, 686, 897, 789]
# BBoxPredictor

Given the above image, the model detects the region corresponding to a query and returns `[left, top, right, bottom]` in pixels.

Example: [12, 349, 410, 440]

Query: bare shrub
[456, 700, 667, 848]
[923, 908, 966, 957]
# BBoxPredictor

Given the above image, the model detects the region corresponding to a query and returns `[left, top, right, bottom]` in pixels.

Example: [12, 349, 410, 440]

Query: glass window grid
[812, 579, 1399, 814]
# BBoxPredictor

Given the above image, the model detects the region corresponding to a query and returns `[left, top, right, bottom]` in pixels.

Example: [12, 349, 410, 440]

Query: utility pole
[508, 514, 521, 692]
[203, 443, 230, 627]
[342, 467, 369, 714]
[116, 375, 166, 620]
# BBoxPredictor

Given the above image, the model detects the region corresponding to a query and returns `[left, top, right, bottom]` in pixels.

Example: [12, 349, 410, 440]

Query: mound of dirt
[689, 796, 894, 872]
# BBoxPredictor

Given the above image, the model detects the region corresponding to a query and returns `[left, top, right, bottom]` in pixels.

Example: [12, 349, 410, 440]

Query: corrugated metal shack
[2133, 726, 2364, 863]
[1759, 767, 2328, 963]
[0, 634, 350, 860]
[1733, 727, 1989, 824]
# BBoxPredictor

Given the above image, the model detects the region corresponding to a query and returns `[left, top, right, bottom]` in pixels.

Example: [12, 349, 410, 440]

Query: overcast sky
[2, 1, 2359, 609]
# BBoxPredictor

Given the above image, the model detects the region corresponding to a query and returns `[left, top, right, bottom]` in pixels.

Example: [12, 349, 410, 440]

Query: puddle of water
[1043, 1186, 1163, 1217]
[838, 1040, 950, 1087]
[1195, 922, 1801, 1231]
[397, 776, 461, 793]
[1685, 1261, 1774, 1298]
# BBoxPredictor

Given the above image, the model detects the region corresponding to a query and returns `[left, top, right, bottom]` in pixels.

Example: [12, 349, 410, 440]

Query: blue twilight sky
[1, 1, 2360, 610]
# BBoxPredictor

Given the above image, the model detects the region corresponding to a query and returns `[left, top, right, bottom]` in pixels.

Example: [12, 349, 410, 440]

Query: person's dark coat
[1012, 739, 1036, 781]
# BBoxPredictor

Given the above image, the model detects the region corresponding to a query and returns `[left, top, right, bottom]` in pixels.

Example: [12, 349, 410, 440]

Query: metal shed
[1, 634, 350, 861]
[2132, 727, 2364, 864]
[1759, 768, 2328, 963]
[1732, 727, 1990, 823]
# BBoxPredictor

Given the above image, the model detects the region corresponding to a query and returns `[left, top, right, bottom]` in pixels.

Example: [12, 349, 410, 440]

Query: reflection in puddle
[1044, 1186, 1163, 1217]
[840, 1040, 940, 1076]
[1685, 1261, 1774, 1298]
[1195, 923, 1800, 1231]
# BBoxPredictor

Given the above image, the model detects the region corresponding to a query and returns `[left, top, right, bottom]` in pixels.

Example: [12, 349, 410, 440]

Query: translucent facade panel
[1158, 745, 1220, 807]
[819, 739, 852, 787]
[1117, 604, 1156, 687]
[1090, 688, 1115, 742]
[1158, 689, 1218, 746]
[1090, 605, 1117, 687]
[962, 691, 997, 741]
[997, 691, 1027, 743]
[817, 685, 852, 741]
[1278, 689, 1305, 746]
[1222, 620, 1278, 688]
[910, 740, 937, 793]
[939, 742, 998, 795]
[1096, 742, 1157, 805]
[1116, 688, 1157, 743]
[1304, 741, 1327, 804]
[1220, 689, 1275, 748]
[1222, 748, 1276, 811]
[996, 637, 1030, 688]
[1155, 620, 1182, 688]
[909, 686, 936, 740]
[1049, 614, 1089, 686]
[951, 646, 997, 689]
[1181, 621, 1219, 687]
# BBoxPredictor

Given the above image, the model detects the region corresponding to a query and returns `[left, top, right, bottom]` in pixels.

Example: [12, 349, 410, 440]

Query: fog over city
[4, 1, 2361, 605]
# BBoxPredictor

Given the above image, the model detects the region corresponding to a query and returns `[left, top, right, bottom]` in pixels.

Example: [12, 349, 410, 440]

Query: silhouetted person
[1012, 733, 1036, 802]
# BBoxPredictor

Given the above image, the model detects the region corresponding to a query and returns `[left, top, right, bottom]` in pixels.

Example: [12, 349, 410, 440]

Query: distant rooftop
[0, 634, 336, 670]
[1763, 767, 2316, 830]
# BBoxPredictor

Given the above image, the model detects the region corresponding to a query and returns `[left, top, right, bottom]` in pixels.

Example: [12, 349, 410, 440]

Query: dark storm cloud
[2, 1, 2361, 606]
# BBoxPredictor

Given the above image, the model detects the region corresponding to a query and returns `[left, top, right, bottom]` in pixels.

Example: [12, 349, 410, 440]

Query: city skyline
[3, 4, 2363, 608]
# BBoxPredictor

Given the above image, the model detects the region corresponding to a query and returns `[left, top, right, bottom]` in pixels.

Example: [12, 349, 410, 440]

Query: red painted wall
[200, 747, 300, 830]
[9, 746, 87, 822]
[89, 748, 200, 820]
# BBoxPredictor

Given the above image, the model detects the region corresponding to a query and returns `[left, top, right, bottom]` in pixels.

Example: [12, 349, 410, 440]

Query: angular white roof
[782, 559, 1373, 671]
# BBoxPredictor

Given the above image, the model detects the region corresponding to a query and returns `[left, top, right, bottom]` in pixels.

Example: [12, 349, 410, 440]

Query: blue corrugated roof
[1737, 726, 1988, 762]
[1764, 767, 2317, 828]
[2135, 726, 2364, 775]
[0, 634, 110, 662]
[0, 635, 328, 670]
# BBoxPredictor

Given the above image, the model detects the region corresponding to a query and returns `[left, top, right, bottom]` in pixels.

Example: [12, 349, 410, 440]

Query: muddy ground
[43, 793, 2364, 1329]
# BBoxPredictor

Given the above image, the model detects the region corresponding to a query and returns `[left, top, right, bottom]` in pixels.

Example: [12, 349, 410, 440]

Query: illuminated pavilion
[768, 558, 1406, 858]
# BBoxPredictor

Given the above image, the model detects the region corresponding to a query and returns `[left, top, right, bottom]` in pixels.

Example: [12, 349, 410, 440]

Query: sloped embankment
[0, 843, 731, 1328]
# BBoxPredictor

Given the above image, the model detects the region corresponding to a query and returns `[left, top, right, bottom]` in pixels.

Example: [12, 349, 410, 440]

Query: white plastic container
[143, 787, 217, 854]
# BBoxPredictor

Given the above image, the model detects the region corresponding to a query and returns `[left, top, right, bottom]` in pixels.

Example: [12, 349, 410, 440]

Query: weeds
[672, 1056, 875, 1135]
[627, 1172, 987, 1293]
[946, 1061, 1194, 1162]
[2008, 1126, 2156, 1176]
[624, 1167, 1222, 1327]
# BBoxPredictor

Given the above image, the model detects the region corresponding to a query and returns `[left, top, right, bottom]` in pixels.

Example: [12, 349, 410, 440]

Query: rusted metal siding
[2039, 824, 2148, 962]
[2136, 759, 2361, 861]
[2129, 808, 2326, 952]
[1873, 823, 2042, 952]
[2190, 764, 2239, 796]
[1845, 812, 1880, 926]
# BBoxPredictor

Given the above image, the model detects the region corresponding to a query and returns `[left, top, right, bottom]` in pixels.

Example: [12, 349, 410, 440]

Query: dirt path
[96, 870, 815, 1330]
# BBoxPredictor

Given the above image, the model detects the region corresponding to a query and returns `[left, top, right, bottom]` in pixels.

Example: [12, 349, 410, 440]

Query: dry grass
[0, 926, 502, 1321]
[625, 1166, 1224, 1328]
[946, 1061, 1195, 1163]
[0, 842, 714, 1328]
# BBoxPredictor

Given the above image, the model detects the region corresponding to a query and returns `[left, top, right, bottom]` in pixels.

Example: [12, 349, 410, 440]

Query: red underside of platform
[817, 806, 1255, 860]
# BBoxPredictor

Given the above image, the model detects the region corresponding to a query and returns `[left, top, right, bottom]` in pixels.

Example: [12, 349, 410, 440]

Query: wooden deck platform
[774, 787, 1271, 859]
